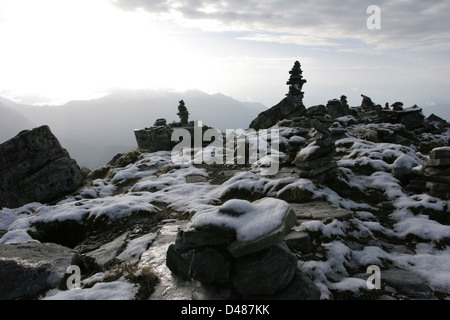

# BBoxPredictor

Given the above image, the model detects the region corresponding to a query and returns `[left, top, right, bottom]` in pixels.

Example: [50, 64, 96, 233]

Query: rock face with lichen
[0, 125, 84, 209]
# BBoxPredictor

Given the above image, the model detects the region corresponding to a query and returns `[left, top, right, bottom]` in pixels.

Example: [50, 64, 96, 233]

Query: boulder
[307, 104, 328, 116]
[191, 198, 296, 258]
[134, 125, 174, 152]
[189, 247, 232, 287]
[391, 154, 419, 183]
[0, 242, 79, 299]
[232, 243, 297, 296]
[0, 125, 84, 209]
[249, 95, 306, 130]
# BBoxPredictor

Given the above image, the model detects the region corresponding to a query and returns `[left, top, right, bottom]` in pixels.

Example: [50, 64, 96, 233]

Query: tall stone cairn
[286, 61, 307, 101]
[177, 100, 190, 125]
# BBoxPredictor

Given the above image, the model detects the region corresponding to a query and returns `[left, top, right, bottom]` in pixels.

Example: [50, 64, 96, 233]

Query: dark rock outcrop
[134, 125, 175, 152]
[249, 95, 307, 130]
[0, 125, 84, 209]
[0, 242, 80, 299]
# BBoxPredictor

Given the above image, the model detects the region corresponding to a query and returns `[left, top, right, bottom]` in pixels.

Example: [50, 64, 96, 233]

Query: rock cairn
[411, 147, 450, 200]
[249, 61, 307, 130]
[286, 61, 307, 99]
[177, 100, 190, 125]
[326, 97, 351, 120]
[135, 100, 211, 152]
[294, 120, 337, 183]
[165, 198, 320, 299]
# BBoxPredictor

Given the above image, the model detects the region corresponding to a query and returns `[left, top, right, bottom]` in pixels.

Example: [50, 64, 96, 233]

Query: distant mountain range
[0, 90, 266, 169]
[1, 90, 448, 169]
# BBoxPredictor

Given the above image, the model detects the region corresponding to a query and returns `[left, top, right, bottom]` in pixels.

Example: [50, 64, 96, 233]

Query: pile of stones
[165, 198, 320, 299]
[326, 97, 351, 120]
[411, 147, 450, 200]
[294, 122, 337, 183]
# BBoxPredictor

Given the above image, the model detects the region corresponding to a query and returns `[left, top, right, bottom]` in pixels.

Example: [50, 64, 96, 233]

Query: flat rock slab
[0, 242, 79, 299]
[381, 268, 433, 298]
[289, 201, 352, 221]
[185, 175, 208, 183]
[85, 232, 129, 271]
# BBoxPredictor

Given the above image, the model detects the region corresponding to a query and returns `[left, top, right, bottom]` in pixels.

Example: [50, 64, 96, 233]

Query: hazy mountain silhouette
[1, 89, 266, 169]
[0, 97, 35, 143]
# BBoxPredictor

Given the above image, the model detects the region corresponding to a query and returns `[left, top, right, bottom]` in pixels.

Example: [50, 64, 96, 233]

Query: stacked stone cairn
[326, 97, 351, 120]
[249, 61, 307, 130]
[166, 198, 320, 299]
[294, 120, 337, 184]
[411, 147, 450, 200]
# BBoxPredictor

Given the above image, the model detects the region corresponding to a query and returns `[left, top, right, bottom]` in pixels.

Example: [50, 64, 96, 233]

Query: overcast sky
[0, 0, 449, 108]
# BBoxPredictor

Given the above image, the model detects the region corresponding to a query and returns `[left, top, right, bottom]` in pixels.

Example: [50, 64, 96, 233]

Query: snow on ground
[1, 128, 450, 299]
[41, 276, 138, 300]
[192, 198, 290, 242]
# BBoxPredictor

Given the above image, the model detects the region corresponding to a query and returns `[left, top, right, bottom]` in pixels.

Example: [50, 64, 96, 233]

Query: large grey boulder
[134, 125, 174, 152]
[0, 242, 80, 300]
[0, 125, 84, 209]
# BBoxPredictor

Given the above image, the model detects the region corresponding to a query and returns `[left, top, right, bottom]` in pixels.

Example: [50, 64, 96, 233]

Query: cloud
[237, 33, 341, 47]
[110, 0, 450, 51]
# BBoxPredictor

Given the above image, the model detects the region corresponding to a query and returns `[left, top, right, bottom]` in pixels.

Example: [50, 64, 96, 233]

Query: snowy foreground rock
[165, 198, 319, 299]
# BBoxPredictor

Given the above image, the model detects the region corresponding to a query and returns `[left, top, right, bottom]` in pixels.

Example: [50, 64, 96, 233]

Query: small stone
[185, 175, 208, 183]
[284, 231, 311, 254]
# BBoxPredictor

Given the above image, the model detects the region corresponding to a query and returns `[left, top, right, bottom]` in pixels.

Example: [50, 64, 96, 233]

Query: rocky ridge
[0, 61, 449, 300]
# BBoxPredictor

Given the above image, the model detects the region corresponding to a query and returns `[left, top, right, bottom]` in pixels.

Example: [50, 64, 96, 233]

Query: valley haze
[0, 89, 266, 169]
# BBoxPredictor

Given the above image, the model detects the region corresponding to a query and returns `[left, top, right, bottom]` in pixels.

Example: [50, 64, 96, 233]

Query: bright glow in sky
[1, 0, 450, 108]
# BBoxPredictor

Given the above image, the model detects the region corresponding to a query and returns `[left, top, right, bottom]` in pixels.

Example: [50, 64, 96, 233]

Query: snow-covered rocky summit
[1, 62, 450, 300]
